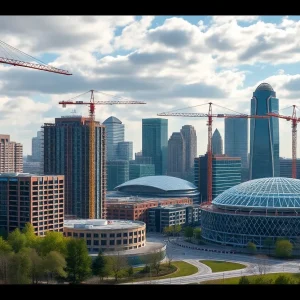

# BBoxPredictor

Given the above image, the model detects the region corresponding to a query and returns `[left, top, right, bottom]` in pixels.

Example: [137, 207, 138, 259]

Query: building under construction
[43, 116, 106, 219]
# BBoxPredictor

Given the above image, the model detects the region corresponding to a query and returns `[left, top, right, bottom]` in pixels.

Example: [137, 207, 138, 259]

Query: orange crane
[0, 40, 71, 75]
[59, 90, 146, 219]
[158, 102, 269, 203]
[267, 105, 300, 179]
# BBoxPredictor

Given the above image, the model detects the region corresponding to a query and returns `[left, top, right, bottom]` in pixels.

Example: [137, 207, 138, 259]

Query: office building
[32, 130, 44, 163]
[142, 118, 168, 175]
[23, 161, 43, 175]
[106, 160, 129, 191]
[0, 134, 23, 173]
[250, 83, 279, 179]
[212, 128, 223, 155]
[103, 116, 124, 161]
[129, 164, 155, 180]
[194, 154, 241, 202]
[43, 116, 106, 219]
[280, 157, 300, 179]
[118, 141, 133, 161]
[0, 173, 64, 236]
[134, 152, 152, 164]
[167, 132, 185, 179]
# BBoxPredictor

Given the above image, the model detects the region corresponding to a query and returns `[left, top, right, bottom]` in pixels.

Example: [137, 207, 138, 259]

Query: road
[126, 235, 300, 285]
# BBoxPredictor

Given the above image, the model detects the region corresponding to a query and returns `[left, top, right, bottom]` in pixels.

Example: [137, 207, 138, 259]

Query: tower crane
[158, 102, 269, 203]
[0, 40, 71, 75]
[267, 105, 300, 179]
[59, 90, 146, 219]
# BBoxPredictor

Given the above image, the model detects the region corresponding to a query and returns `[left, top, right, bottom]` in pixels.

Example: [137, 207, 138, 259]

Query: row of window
[66, 230, 144, 239]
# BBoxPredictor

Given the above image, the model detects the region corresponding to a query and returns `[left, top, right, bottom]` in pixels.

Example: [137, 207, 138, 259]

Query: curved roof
[115, 175, 197, 192]
[255, 83, 274, 92]
[212, 177, 300, 211]
[103, 116, 122, 124]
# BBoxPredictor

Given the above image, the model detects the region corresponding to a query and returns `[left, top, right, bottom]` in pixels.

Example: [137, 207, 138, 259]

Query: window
[123, 232, 128, 237]
[134, 238, 137, 243]
[93, 248, 99, 252]
[110, 233, 115, 238]
[129, 239, 133, 243]
[109, 240, 115, 246]
[86, 240, 91, 245]
[80, 233, 84, 238]
[123, 239, 128, 244]
[101, 233, 107, 238]
[86, 233, 91, 238]
[94, 233, 99, 238]
[67, 232, 72, 237]
[94, 240, 99, 246]
[117, 240, 121, 245]
[116, 233, 121, 237]
[129, 232, 133, 236]
[101, 240, 107, 246]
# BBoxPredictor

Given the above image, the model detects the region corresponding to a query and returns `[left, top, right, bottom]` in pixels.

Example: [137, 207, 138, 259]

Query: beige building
[64, 219, 146, 253]
[0, 134, 23, 173]
[0, 173, 64, 236]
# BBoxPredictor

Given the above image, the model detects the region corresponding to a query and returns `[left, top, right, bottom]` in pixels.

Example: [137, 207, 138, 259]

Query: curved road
[126, 236, 300, 285]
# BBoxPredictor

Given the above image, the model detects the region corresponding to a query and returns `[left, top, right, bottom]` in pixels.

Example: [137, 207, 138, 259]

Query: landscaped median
[200, 260, 246, 273]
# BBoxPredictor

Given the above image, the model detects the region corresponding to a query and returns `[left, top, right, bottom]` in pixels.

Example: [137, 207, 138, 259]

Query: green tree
[275, 239, 293, 258]
[0, 252, 12, 284]
[246, 242, 257, 254]
[263, 238, 274, 255]
[66, 238, 92, 284]
[193, 228, 201, 240]
[43, 251, 67, 283]
[127, 266, 134, 280]
[239, 276, 250, 284]
[0, 236, 12, 253]
[275, 275, 291, 284]
[27, 248, 44, 284]
[106, 253, 128, 282]
[174, 224, 182, 236]
[149, 250, 163, 275]
[163, 226, 171, 236]
[92, 251, 108, 281]
[40, 231, 67, 256]
[184, 227, 194, 241]
[22, 223, 38, 248]
[7, 228, 27, 253]
[8, 250, 31, 284]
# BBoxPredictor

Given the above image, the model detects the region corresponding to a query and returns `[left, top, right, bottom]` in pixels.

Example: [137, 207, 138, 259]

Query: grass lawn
[201, 273, 300, 284]
[200, 260, 246, 273]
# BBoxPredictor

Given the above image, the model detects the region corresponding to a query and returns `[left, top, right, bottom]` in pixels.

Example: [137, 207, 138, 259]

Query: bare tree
[249, 255, 271, 276]
[106, 252, 128, 283]
[166, 243, 174, 267]
[0, 253, 11, 284]
[149, 250, 163, 275]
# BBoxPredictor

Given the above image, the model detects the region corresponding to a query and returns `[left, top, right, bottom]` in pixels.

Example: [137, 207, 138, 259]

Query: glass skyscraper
[142, 118, 168, 175]
[249, 83, 279, 179]
[212, 128, 223, 155]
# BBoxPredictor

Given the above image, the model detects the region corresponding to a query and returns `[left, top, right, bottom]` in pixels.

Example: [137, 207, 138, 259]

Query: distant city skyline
[1, 16, 300, 158]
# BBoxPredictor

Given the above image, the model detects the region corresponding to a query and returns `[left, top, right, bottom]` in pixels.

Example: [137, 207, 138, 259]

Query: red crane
[267, 105, 300, 178]
[158, 102, 269, 203]
[59, 90, 146, 219]
[0, 40, 71, 75]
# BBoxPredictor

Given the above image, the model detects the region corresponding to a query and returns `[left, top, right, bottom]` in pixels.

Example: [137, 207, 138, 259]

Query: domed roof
[255, 83, 274, 92]
[212, 177, 300, 211]
[103, 116, 122, 124]
[115, 175, 197, 191]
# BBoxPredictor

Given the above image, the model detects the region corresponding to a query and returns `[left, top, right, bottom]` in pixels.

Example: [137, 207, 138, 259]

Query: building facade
[167, 132, 185, 179]
[134, 152, 152, 164]
[118, 141, 133, 161]
[0, 134, 23, 173]
[103, 116, 124, 161]
[129, 164, 155, 180]
[212, 129, 223, 155]
[142, 118, 168, 175]
[43, 116, 106, 219]
[250, 83, 279, 179]
[280, 157, 300, 179]
[0, 173, 64, 236]
[106, 160, 129, 191]
[32, 130, 44, 163]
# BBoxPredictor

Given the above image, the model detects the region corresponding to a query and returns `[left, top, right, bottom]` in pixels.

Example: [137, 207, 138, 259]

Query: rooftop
[0, 173, 61, 178]
[103, 116, 122, 124]
[255, 82, 274, 92]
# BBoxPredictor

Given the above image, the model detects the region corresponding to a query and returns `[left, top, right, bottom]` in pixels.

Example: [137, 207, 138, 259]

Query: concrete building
[118, 141, 133, 161]
[106, 160, 129, 191]
[129, 164, 155, 180]
[250, 83, 279, 179]
[142, 118, 168, 175]
[0, 173, 64, 236]
[167, 132, 185, 179]
[280, 157, 300, 179]
[103, 116, 124, 161]
[43, 116, 106, 219]
[32, 130, 44, 163]
[106, 197, 193, 223]
[147, 204, 200, 233]
[212, 128, 223, 155]
[194, 154, 241, 202]
[0, 134, 23, 173]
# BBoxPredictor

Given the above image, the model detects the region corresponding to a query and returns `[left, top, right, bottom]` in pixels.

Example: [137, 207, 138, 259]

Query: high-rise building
[118, 141, 133, 161]
[134, 152, 152, 164]
[212, 128, 223, 155]
[0, 134, 23, 173]
[194, 154, 241, 201]
[250, 83, 279, 179]
[180, 125, 197, 172]
[32, 130, 44, 162]
[280, 157, 300, 179]
[0, 173, 64, 236]
[103, 116, 124, 161]
[106, 160, 129, 191]
[43, 116, 106, 219]
[142, 118, 168, 175]
[167, 132, 185, 179]
[129, 164, 155, 180]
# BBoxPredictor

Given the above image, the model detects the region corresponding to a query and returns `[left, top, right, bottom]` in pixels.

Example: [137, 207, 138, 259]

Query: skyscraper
[103, 116, 124, 161]
[142, 118, 168, 175]
[106, 160, 129, 191]
[212, 128, 223, 155]
[43, 116, 106, 219]
[118, 141, 133, 161]
[180, 125, 197, 173]
[167, 132, 185, 179]
[249, 83, 279, 179]
[32, 130, 44, 162]
[0, 134, 23, 173]
[279, 157, 300, 179]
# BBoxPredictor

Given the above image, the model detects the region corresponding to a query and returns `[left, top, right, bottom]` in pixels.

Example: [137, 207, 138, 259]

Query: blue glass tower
[250, 83, 279, 179]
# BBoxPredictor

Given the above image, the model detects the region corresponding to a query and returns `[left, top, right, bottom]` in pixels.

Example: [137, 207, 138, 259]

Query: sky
[1, 15, 300, 158]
